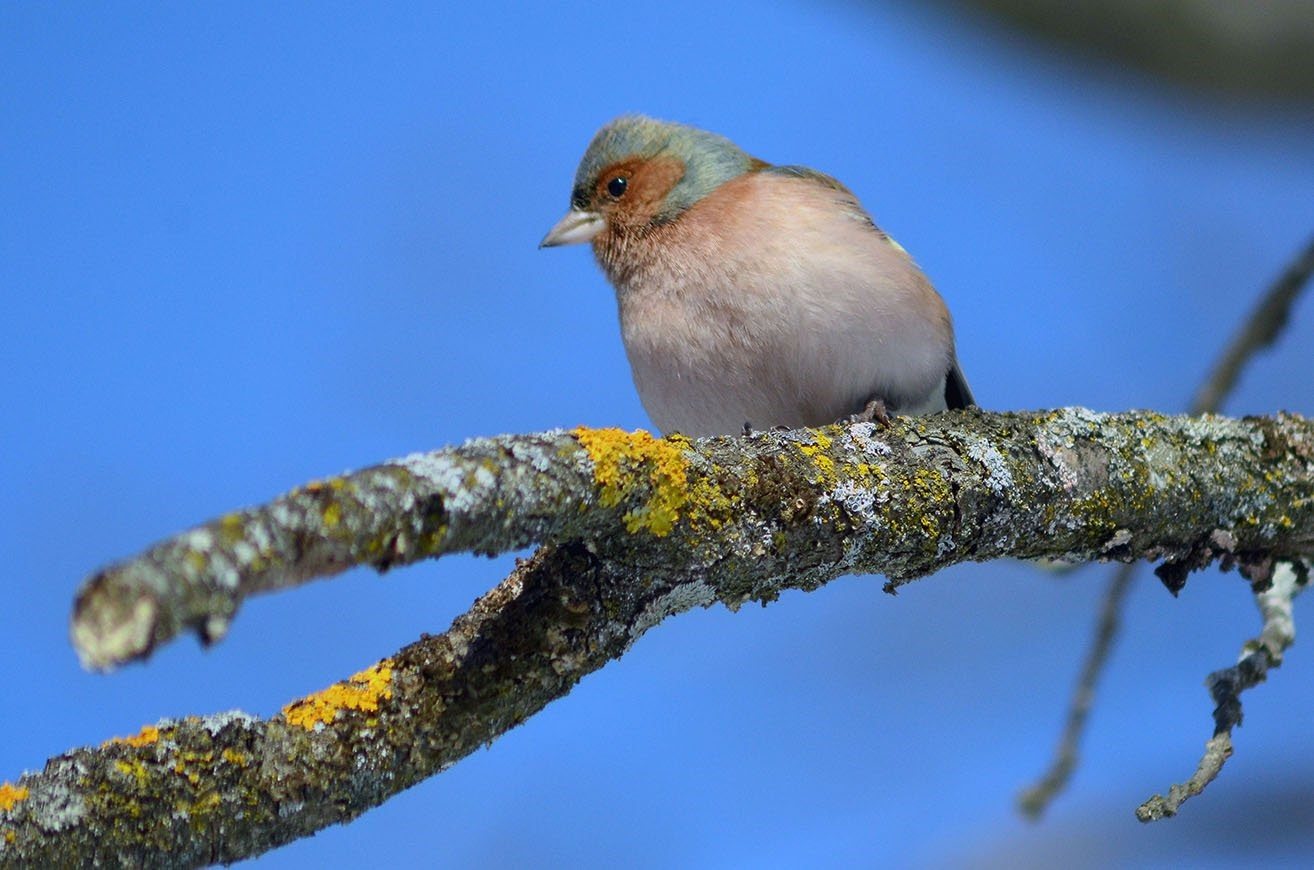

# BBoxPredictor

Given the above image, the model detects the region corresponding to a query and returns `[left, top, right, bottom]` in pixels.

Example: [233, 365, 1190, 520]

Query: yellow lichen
[188, 790, 222, 817]
[173, 750, 213, 786]
[282, 659, 395, 731]
[218, 512, 245, 544]
[103, 724, 161, 749]
[574, 427, 694, 536]
[221, 748, 248, 767]
[305, 477, 348, 494]
[322, 502, 342, 529]
[123, 724, 160, 747]
[796, 430, 838, 486]
[0, 783, 28, 812]
[114, 758, 150, 789]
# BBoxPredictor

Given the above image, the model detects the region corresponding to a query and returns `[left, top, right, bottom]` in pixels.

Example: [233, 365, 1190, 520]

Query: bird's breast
[598, 172, 954, 436]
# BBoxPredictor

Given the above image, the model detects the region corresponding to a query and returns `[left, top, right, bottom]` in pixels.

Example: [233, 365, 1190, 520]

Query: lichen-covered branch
[73, 410, 1314, 672]
[2, 545, 641, 866]
[7, 408, 1311, 864]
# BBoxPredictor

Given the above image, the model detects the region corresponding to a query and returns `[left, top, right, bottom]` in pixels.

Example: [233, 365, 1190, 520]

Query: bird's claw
[842, 397, 892, 427]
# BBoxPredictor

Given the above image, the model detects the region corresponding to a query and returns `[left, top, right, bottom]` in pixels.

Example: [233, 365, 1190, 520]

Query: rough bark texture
[4, 409, 1313, 865]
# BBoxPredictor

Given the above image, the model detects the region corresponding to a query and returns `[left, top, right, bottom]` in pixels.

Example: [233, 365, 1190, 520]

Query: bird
[540, 114, 973, 437]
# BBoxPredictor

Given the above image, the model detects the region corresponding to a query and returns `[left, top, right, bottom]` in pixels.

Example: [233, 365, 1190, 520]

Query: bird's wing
[759, 164, 902, 241]
[759, 164, 856, 196]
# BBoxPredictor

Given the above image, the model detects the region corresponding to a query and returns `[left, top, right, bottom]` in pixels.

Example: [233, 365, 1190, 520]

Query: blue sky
[3, 2, 1313, 866]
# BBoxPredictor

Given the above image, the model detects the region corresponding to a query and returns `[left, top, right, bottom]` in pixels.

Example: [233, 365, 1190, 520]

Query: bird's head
[540, 115, 757, 248]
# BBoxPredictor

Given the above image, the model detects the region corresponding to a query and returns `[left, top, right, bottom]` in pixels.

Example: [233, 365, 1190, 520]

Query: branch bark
[3, 409, 1313, 864]
[72, 411, 1314, 672]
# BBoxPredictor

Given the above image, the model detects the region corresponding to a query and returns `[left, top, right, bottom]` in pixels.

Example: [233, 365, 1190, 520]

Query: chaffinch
[541, 114, 973, 437]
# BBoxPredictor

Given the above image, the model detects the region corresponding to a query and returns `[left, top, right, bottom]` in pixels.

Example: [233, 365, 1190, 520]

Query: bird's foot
[842, 397, 891, 427]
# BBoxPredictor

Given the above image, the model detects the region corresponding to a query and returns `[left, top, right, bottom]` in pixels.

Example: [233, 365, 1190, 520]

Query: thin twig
[1137, 562, 1305, 820]
[1017, 562, 1135, 817]
[1018, 233, 1314, 819]
[1134, 734, 1234, 821]
[1190, 234, 1314, 416]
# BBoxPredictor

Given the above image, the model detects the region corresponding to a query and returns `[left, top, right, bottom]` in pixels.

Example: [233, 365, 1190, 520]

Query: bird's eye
[606, 176, 628, 198]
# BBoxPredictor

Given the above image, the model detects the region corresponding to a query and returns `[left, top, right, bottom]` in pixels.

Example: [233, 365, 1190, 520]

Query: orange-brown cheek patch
[592, 158, 642, 207]
[630, 156, 685, 214]
[597, 156, 686, 227]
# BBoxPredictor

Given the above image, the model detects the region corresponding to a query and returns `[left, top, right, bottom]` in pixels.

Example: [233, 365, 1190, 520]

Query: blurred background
[3, 2, 1313, 866]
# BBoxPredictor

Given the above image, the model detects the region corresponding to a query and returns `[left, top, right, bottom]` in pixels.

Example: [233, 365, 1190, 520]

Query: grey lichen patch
[1035, 407, 1107, 492]
[1254, 561, 1301, 662]
[391, 450, 491, 516]
[1051, 405, 1111, 431]
[196, 710, 258, 736]
[181, 529, 216, 557]
[1101, 528, 1134, 555]
[963, 435, 1015, 495]
[201, 613, 231, 645]
[18, 774, 88, 833]
[827, 478, 886, 524]
[628, 577, 718, 642]
[840, 420, 893, 456]
[508, 431, 569, 473]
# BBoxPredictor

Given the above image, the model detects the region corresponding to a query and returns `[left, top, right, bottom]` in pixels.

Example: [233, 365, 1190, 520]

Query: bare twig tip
[71, 585, 159, 671]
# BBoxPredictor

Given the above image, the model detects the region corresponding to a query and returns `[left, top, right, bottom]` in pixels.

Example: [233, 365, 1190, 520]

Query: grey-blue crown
[572, 115, 755, 222]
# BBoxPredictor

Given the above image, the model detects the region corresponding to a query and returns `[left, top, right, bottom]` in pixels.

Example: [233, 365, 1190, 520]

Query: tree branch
[1018, 232, 1314, 817]
[3, 546, 638, 866]
[73, 412, 1314, 672]
[2, 409, 1311, 864]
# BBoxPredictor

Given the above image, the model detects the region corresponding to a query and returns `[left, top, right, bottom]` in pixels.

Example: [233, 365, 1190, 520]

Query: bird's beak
[539, 208, 604, 248]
